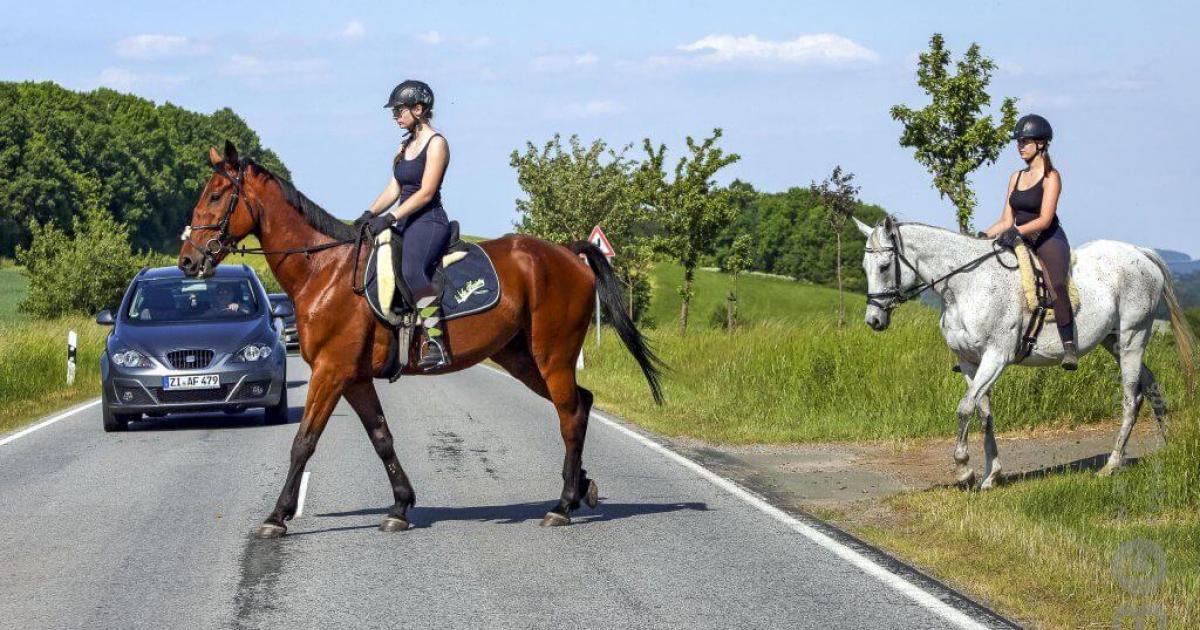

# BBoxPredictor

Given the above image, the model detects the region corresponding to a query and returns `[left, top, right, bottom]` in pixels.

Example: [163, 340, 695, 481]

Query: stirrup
[418, 338, 449, 371]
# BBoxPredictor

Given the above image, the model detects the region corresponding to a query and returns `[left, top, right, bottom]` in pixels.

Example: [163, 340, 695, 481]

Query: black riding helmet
[1012, 114, 1053, 142]
[385, 80, 435, 111]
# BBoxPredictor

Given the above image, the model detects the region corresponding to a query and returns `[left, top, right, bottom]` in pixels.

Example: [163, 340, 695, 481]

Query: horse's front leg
[256, 364, 348, 538]
[955, 352, 1008, 489]
[343, 380, 417, 531]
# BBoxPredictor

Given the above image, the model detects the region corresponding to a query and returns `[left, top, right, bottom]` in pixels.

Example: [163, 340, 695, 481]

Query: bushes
[15, 206, 159, 318]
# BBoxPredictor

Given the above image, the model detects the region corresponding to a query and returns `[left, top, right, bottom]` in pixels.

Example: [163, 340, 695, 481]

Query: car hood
[111, 318, 272, 358]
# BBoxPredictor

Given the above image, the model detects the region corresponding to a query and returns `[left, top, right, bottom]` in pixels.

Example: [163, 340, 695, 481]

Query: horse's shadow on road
[989, 452, 1145, 488]
[128, 406, 305, 431]
[297, 500, 708, 535]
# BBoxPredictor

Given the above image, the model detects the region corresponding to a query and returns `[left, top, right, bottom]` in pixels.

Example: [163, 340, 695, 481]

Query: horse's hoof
[979, 476, 1000, 491]
[379, 517, 411, 532]
[584, 479, 599, 509]
[955, 469, 976, 489]
[540, 512, 571, 527]
[1097, 462, 1120, 477]
[255, 523, 286, 539]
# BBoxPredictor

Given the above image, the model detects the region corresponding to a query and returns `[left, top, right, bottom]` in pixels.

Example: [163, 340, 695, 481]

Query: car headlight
[111, 349, 153, 368]
[233, 343, 274, 362]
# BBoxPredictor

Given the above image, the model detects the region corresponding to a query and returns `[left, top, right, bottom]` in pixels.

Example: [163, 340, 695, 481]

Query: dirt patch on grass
[667, 417, 1165, 512]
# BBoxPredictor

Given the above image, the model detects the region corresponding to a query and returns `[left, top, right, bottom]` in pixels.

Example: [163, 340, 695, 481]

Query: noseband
[181, 160, 259, 269]
[865, 222, 1008, 313]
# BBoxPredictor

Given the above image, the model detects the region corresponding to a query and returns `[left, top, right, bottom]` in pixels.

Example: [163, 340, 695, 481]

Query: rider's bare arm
[1015, 170, 1061, 237]
[366, 172, 401, 215]
[981, 171, 1019, 237]
[389, 135, 449, 220]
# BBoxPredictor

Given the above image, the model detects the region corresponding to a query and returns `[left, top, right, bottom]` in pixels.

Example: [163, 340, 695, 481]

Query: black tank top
[1009, 170, 1060, 233]
[393, 133, 444, 219]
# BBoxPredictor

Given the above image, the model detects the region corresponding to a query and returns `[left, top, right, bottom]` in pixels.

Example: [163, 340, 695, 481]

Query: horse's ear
[852, 216, 873, 238]
[223, 140, 239, 167]
[208, 147, 222, 168]
[883, 214, 896, 231]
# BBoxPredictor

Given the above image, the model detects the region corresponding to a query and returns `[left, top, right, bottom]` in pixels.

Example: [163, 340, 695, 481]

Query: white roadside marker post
[66, 330, 77, 385]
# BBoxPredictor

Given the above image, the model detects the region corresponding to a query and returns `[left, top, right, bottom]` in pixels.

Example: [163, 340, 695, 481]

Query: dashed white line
[295, 472, 311, 518]
[478, 364, 993, 630]
[0, 398, 101, 448]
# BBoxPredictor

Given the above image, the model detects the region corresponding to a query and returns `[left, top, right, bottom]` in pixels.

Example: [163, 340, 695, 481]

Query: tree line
[0, 81, 288, 257]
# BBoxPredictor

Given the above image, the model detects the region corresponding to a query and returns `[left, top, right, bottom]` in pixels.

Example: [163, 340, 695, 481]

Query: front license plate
[163, 374, 220, 390]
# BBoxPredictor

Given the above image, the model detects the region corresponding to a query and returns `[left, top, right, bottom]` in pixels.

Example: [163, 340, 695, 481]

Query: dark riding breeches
[396, 207, 451, 298]
[1031, 229, 1074, 332]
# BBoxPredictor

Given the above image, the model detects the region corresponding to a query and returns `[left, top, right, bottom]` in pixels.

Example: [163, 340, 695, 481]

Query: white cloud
[415, 30, 443, 45]
[97, 67, 186, 91]
[546, 99, 626, 119]
[1094, 75, 1150, 92]
[668, 33, 879, 67]
[531, 52, 599, 72]
[341, 20, 365, 40]
[114, 34, 208, 59]
[1018, 91, 1074, 110]
[997, 60, 1024, 75]
[221, 54, 331, 85]
[465, 35, 492, 49]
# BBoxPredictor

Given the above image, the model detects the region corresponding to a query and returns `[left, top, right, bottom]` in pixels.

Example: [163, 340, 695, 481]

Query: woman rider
[980, 114, 1077, 370]
[357, 80, 453, 370]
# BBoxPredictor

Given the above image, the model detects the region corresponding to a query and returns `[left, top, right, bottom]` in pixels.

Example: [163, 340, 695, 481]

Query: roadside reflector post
[66, 330, 77, 385]
[576, 350, 584, 370]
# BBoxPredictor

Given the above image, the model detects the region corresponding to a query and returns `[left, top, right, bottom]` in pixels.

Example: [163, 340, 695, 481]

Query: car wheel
[102, 395, 137, 432]
[263, 372, 289, 425]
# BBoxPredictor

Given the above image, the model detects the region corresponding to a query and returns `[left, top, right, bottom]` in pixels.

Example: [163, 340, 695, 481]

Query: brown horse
[178, 142, 664, 538]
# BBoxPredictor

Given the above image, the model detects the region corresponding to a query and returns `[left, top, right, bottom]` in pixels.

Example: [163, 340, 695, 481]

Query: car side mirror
[95, 309, 115, 325]
[270, 301, 294, 318]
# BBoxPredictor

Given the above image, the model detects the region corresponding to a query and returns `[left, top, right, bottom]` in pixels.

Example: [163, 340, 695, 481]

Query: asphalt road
[0, 356, 1010, 629]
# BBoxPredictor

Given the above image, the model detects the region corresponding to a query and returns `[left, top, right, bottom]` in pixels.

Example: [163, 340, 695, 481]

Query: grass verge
[0, 316, 107, 436]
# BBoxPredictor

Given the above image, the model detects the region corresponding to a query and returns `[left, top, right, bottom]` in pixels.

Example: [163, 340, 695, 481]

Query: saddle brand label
[454, 278, 488, 305]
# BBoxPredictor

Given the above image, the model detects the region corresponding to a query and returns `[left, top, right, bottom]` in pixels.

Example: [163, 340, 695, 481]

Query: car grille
[155, 385, 231, 404]
[166, 349, 214, 370]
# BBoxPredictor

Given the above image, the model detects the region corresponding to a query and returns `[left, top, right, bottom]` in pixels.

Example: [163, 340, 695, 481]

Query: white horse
[854, 216, 1197, 489]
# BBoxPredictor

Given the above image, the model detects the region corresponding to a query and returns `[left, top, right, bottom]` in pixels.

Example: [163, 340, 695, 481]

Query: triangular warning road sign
[588, 225, 616, 259]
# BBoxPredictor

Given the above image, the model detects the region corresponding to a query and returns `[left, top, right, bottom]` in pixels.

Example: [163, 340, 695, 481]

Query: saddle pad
[364, 240, 500, 326]
[1014, 242, 1080, 322]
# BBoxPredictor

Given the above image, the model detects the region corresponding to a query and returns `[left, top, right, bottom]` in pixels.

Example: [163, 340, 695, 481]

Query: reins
[183, 158, 371, 295]
[865, 222, 1015, 311]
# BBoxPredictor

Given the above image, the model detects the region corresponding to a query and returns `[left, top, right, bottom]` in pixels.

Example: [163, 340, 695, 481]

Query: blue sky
[2, 0, 1196, 255]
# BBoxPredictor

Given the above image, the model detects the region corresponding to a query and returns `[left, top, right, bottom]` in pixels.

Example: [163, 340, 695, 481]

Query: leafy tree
[510, 134, 657, 322]
[0, 81, 287, 256]
[15, 206, 160, 318]
[640, 128, 744, 333]
[890, 34, 1017, 233]
[811, 166, 860, 326]
[721, 234, 753, 331]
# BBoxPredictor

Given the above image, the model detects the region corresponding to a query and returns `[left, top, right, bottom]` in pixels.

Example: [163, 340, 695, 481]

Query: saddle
[362, 221, 501, 381]
[1013, 241, 1080, 361]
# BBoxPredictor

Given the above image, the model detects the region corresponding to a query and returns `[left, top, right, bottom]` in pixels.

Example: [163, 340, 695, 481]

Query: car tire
[102, 391, 136, 432]
[263, 372, 289, 425]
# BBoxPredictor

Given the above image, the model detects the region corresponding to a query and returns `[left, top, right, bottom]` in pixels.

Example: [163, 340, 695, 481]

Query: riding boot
[1057, 321, 1078, 371]
[416, 294, 451, 371]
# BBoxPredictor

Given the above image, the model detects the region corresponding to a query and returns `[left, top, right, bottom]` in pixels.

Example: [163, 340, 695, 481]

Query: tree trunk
[727, 275, 737, 332]
[679, 267, 693, 335]
[835, 232, 844, 327]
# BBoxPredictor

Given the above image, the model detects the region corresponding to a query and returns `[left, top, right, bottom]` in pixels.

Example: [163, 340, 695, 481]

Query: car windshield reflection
[124, 278, 261, 324]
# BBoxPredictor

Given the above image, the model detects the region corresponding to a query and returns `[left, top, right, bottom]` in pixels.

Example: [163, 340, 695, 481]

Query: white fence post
[66, 330, 77, 385]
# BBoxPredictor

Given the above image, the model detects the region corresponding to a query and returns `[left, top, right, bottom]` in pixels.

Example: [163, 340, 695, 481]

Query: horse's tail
[570, 241, 666, 405]
[1139, 247, 1198, 392]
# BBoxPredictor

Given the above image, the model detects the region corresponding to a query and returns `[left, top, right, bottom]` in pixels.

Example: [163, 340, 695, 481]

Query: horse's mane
[247, 159, 356, 241]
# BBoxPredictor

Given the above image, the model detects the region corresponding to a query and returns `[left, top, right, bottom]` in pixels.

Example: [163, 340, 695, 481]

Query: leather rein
[181, 159, 369, 294]
[864, 222, 1012, 312]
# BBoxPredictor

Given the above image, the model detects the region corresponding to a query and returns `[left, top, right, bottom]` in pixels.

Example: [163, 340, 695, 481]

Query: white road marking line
[0, 398, 101, 448]
[478, 365, 992, 630]
[295, 472, 311, 519]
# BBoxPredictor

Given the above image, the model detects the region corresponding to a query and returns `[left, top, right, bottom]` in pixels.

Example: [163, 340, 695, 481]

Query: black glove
[975, 231, 989, 239]
[366, 212, 396, 237]
[996, 226, 1022, 250]
[353, 210, 374, 231]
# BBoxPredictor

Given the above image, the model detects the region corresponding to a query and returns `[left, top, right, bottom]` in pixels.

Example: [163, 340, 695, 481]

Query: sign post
[66, 330, 77, 386]
[587, 226, 616, 346]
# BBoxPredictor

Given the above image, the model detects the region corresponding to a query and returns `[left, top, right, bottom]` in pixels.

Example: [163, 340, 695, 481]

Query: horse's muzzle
[866, 312, 891, 331]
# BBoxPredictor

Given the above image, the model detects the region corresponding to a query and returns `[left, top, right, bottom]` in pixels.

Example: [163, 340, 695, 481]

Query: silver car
[96, 265, 292, 432]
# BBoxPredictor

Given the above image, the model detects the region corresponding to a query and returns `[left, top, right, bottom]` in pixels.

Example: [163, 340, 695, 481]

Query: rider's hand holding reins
[353, 210, 375, 231]
[366, 212, 396, 237]
[996, 226, 1022, 250]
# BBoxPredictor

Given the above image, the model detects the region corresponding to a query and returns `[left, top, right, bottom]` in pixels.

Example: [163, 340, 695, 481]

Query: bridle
[864, 220, 1010, 312]
[181, 159, 368, 292]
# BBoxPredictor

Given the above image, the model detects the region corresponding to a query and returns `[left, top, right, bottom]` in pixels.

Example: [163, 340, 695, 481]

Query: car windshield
[125, 277, 260, 323]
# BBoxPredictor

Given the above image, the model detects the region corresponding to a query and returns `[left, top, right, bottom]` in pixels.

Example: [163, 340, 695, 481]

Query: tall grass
[0, 316, 107, 434]
[0, 265, 29, 321]
[582, 265, 1196, 442]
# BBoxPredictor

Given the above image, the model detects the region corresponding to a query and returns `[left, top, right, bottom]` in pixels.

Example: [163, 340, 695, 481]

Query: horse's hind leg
[344, 380, 417, 531]
[978, 394, 1003, 490]
[1099, 329, 1153, 476]
[956, 353, 1008, 489]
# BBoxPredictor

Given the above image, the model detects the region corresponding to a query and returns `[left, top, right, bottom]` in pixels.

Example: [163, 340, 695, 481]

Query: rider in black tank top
[981, 114, 1077, 369]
